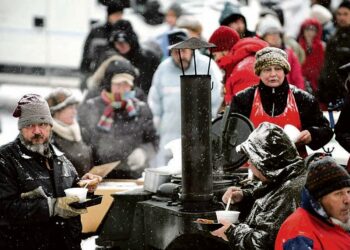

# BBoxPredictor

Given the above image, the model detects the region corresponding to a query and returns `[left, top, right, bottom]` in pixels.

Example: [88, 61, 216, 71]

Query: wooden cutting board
[88, 161, 120, 178]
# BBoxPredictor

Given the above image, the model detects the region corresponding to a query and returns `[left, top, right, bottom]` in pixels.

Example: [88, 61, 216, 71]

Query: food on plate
[196, 218, 215, 224]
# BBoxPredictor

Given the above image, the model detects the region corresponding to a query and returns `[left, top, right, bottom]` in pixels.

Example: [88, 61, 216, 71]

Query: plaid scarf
[97, 90, 137, 132]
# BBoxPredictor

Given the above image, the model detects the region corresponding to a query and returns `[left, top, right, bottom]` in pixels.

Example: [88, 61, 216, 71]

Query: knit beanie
[305, 154, 350, 200]
[107, 4, 124, 15]
[167, 29, 189, 49]
[256, 15, 283, 38]
[99, 0, 129, 15]
[101, 59, 137, 91]
[339, 1, 350, 10]
[310, 4, 333, 25]
[208, 26, 240, 53]
[254, 47, 291, 75]
[176, 15, 203, 35]
[46, 88, 79, 114]
[219, 2, 244, 26]
[13, 94, 53, 129]
[111, 73, 134, 87]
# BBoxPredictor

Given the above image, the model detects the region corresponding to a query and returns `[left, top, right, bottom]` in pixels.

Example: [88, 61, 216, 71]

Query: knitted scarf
[52, 119, 82, 142]
[97, 90, 137, 132]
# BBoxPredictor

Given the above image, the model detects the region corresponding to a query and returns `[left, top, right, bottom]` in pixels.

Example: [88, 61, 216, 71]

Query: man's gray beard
[330, 216, 350, 232]
[19, 133, 52, 158]
[173, 58, 191, 71]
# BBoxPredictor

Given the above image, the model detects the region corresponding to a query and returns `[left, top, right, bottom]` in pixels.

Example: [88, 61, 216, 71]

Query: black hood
[109, 20, 141, 59]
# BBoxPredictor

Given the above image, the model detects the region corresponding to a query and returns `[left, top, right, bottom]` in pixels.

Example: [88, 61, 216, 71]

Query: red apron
[249, 88, 307, 157]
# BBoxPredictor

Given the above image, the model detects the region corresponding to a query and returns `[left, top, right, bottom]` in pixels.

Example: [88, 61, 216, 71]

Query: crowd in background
[73, 0, 350, 177]
[1, 1, 350, 249]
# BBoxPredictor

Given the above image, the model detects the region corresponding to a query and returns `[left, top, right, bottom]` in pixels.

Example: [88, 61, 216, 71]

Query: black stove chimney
[171, 38, 217, 211]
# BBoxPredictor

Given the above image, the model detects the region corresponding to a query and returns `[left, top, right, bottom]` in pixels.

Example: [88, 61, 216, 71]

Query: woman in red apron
[230, 47, 333, 158]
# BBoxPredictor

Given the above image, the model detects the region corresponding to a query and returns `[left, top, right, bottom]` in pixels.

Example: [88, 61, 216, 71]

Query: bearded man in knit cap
[275, 153, 350, 249]
[78, 60, 158, 178]
[230, 46, 333, 158]
[0, 94, 101, 250]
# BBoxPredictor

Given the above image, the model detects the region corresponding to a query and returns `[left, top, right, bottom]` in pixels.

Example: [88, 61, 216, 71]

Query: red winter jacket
[285, 48, 305, 91]
[298, 18, 325, 93]
[275, 188, 350, 250]
[225, 38, 268, 104]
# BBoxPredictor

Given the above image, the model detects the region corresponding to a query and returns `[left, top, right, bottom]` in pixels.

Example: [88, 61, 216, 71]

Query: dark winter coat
[318, 26, 350, 105]
[78, 97, 158, 177]
[219, 1, 255, 38]
[125, 47, 160, 95]
[227, 122, 307, 250]
[109, 20, 161, 94]
[335, 95, 350, 153]
[80, 22, 113, 74]
[230, 80, 333, 151]
[51, 133, 93, 177]
[0, 138, 82, 250]
[275, 188, 350, 250]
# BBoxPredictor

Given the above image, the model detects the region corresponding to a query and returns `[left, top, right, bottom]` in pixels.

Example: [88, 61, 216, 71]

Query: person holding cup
[0, 94, 101, 250]
[212, 122, 307, 250]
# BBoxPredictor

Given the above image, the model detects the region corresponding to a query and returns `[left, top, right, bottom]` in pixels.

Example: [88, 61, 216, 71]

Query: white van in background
[0, 0, 107, 80]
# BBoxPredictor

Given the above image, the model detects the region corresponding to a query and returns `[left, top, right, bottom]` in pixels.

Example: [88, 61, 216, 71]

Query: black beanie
[107, 4, 124, 15]
[99, 0, 130, 15]
[305, 154, 350, 199]
[339, 1, 350, 10]
[101, 59, 137, 91]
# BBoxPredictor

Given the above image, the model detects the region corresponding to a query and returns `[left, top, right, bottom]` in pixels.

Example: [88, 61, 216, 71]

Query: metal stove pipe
[180, 74, 213, 210]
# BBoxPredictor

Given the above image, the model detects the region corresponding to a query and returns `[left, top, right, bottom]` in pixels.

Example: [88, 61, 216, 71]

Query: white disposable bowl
[64, 187, 88, 202]
[216, 210, 240, 224]
[284, 124, 301, 143]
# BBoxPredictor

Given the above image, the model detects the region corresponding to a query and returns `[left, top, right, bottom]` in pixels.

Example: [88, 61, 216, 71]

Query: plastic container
[64, 187, 88, 202]
[215, 210, 240, 224]
[284, 124, 301, 143]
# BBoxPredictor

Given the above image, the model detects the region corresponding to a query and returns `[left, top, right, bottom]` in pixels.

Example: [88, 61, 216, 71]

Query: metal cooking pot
[144, 168, 171, 193]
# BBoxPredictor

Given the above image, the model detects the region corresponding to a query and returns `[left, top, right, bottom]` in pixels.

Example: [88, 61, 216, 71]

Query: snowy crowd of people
[0, 0, 350, 249]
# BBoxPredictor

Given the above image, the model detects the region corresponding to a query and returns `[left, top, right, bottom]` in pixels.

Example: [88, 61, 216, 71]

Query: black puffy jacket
[0, 138, 82, 250]
[230, 80, 333, 151]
